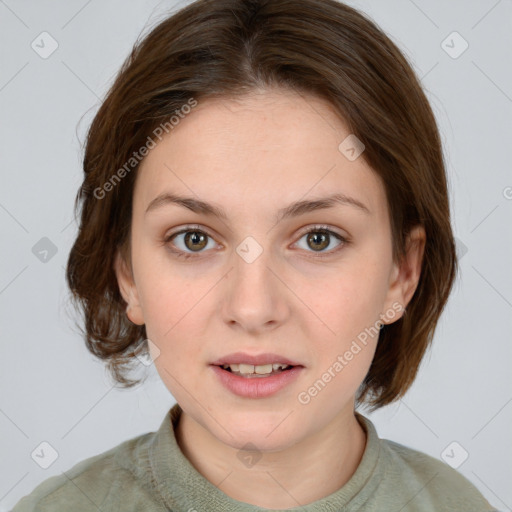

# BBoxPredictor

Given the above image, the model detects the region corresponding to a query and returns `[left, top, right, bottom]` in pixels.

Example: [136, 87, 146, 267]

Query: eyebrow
[144, 192, 371, 222]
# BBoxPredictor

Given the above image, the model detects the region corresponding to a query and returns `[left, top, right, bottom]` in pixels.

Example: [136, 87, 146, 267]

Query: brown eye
[306, 231, 330, 251]
[183, 231, 208, 251]
[295, 227, 346, 256]
[165, 228, 216, 259]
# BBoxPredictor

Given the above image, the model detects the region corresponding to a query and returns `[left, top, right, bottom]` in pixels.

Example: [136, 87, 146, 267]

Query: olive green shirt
[12, 403, 498, 511]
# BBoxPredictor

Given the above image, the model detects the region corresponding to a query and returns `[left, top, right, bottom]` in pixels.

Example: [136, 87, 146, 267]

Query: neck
[175, 406, 367, 509]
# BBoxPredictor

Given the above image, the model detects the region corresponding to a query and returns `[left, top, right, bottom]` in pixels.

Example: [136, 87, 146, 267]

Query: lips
[210, 352, 303, 367]
[210, 363, 304, 398]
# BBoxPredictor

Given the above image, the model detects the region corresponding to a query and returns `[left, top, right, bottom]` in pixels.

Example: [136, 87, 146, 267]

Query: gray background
[1, 0, 511, 510]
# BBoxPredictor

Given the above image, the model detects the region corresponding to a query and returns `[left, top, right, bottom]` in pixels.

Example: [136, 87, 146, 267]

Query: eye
[294, 226, 347, 256]
[164, 226, 218, 259]
[163, 224, 348, 260]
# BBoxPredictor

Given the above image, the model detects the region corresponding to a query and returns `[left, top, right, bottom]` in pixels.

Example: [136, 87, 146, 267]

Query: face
[115, 88, 424, 451]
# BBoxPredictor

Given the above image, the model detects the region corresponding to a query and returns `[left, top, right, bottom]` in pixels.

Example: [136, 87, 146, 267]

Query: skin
[114, 87, 426, 509]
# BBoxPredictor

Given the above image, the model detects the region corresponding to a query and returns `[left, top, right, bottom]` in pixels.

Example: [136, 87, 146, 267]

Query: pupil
[309, 232, 328, 251]
[186, 231, 207, 251]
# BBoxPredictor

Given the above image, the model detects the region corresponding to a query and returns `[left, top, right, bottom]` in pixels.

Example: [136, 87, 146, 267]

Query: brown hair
[65, 0, 457, 410]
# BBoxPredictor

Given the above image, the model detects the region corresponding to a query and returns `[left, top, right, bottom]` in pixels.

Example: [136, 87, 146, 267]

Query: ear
[381, 225, 426, 324]
[113, 250, 145, 326]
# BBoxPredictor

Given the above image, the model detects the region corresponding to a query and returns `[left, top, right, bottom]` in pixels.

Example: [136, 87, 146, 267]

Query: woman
[12, 0, 499, 510]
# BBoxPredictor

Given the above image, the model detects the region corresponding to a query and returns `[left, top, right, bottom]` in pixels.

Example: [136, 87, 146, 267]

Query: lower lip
[210, 365, 304, 398]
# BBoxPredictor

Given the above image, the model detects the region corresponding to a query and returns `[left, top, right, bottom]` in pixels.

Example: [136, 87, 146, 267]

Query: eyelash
[162, 224, 348, 260]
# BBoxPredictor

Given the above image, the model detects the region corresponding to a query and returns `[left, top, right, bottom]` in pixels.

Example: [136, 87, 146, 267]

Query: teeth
[255, 364, 273, 374]
[239, 364, 255, 374]
[221, 363, 291, 374]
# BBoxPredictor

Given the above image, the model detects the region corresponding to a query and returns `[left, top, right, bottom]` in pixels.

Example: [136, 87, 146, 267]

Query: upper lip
[211, 352, 303, 367]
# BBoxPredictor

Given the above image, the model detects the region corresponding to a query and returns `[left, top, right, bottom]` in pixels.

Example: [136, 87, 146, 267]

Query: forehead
[134, 89, 388, 221]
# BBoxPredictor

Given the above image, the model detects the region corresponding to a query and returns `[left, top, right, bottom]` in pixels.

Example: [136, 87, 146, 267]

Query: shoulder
[10, 431, 159, 512]
[379, 437, 496, 511]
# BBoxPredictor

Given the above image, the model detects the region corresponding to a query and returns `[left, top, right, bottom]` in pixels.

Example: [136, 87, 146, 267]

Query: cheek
[140, 274, 209, 400]
[299, 279, 382, 409]
[134, 242, 205, 324]
[141, 277, 209, 345]
[307, 262, 389, 339]
[296, 259, 388, 398]
[135, 259, 217, 372]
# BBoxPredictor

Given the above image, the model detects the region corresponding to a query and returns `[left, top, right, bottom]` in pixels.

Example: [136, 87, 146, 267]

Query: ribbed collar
[146, 403, 385, 511]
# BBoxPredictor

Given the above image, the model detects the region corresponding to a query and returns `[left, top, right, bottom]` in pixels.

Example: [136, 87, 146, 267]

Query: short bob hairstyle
[66, 0, 457, 410]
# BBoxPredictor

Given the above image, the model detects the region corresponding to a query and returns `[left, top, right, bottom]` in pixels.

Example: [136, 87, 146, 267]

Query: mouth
[210, 356, 305, 398]
[217, 363, 296, 378]
[210, 352, 303, 379]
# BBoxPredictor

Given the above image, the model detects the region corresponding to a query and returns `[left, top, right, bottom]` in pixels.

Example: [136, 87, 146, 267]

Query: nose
[220, 239, 290, 334]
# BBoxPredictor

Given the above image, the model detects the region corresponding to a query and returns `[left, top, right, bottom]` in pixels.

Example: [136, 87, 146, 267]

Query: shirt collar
[148, 402, 385, 511]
